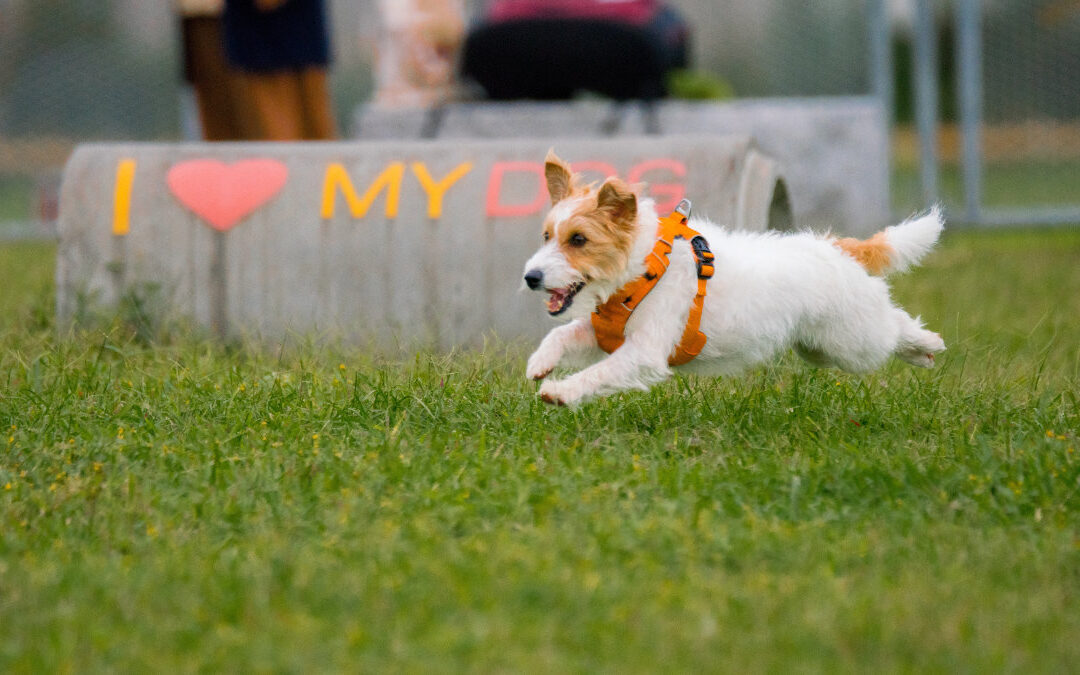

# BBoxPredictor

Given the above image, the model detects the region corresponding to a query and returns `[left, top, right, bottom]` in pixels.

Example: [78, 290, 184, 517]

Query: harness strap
[591, 199, 715, 366]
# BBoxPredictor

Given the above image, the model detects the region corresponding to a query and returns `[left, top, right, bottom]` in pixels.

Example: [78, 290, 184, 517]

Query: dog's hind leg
[893, 309, 945, 368]
[794, 341, 838, 368]
[794, 302, 903, 373]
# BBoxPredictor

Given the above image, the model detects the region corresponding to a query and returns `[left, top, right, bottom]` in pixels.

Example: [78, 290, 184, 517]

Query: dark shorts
[222, 0, 330, 73]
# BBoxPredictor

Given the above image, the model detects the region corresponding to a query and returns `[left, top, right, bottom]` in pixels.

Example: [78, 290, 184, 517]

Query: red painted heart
[167, 158, 289, 231]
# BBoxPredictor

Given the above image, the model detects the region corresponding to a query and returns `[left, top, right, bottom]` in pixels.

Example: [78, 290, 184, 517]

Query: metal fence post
[179, 86, 202, 142]
[868, 0, 893, 220]
[913, 0, 939, 208]
[955, 0, 983, 224]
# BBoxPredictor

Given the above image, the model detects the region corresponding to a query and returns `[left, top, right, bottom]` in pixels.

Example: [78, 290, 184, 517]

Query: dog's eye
[569, 233, 587, 247]
[543, 231, 550, 242]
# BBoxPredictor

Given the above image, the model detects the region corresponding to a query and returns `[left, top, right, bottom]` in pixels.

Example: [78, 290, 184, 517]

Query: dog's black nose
[524, 269, 544, 290]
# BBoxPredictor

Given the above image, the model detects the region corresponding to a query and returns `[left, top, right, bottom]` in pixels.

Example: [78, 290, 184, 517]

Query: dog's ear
[544, 149, 573, 204]
[597, 178, 637, 225]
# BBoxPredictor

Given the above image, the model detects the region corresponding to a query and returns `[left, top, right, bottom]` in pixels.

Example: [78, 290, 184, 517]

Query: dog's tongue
[546, 288, 571, 314]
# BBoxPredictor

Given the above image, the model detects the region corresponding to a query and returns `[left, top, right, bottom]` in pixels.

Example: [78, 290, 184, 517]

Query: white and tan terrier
[523, 150, 945, 406]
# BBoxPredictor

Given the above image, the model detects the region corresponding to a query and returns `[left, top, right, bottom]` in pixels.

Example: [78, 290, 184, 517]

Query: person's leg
[240, 70, 306, 140]
[297, 66, 337, 140]
[184, 16, 246, 140]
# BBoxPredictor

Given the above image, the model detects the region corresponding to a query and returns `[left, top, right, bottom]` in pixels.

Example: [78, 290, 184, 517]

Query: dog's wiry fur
[522, 150, 946, 406]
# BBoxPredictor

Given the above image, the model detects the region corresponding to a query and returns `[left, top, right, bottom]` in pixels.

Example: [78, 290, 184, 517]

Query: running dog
[522, 150, 945, 406]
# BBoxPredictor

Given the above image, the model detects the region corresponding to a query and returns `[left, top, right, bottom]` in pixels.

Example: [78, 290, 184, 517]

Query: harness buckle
[690, 235, 714, 280]
[675, 199, 692, 218]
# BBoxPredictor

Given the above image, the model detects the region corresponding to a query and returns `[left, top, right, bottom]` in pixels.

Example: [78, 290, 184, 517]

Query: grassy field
[1, 228, 1079, 672]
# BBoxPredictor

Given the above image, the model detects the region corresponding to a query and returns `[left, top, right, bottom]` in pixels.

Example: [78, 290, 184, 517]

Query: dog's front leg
[538, 339, 669, 406]
[526, 318, 597, 381]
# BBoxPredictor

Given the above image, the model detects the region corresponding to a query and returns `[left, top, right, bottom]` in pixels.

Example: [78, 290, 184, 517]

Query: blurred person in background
[178, 0, 253, 140]
[222, 0, 336, 140]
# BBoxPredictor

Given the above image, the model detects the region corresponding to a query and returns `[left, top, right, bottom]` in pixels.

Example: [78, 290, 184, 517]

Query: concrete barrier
[354, 97, 888, 234]
[57, 136, 788, 347]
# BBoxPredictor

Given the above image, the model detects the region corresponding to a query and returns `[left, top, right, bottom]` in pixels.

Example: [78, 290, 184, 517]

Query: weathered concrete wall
[354, 97, 889, 234]
[57, 136, 787, 347]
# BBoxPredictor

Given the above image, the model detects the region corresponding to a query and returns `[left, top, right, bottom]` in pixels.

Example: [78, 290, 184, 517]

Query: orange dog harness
[590, 199, 715, 366]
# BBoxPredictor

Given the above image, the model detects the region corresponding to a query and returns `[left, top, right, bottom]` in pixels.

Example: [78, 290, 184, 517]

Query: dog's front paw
[540, 390, 567, 406]
[538, 379, 567, 406]
[526, 348, 559, 381]
[538, 379, 584, 407]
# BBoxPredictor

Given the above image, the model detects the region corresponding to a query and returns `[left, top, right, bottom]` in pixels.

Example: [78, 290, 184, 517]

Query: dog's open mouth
[545, 282, 584, 316]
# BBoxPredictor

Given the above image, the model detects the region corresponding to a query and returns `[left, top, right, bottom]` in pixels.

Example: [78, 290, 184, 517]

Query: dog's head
[522, 150, 640, 319]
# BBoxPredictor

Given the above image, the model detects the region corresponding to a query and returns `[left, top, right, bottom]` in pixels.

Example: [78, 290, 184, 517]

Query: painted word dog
[522, 150, 945, 406]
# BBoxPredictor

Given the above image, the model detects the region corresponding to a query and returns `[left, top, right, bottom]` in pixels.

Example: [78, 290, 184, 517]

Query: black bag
[462, 0, 689, 101]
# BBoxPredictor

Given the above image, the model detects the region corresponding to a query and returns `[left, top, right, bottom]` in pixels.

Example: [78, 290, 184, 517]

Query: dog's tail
[833, 206, 944, 276]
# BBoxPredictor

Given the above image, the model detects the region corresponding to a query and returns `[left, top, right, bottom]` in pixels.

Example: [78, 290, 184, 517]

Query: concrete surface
[354, 97, 888, 234]
[57, 136, 788, 348]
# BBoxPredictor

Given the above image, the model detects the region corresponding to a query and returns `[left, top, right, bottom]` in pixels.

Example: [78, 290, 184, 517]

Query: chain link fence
[889, 0, 1080, 222]
[978, 0, 1080, 222]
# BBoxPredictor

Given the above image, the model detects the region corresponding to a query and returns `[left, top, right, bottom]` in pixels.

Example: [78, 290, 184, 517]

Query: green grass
[2, 230, 1080, 672]
[0, 175, 34, 223]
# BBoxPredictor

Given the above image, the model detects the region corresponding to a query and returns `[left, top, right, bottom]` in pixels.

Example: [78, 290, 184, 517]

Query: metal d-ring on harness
[590, 198, 715, 366]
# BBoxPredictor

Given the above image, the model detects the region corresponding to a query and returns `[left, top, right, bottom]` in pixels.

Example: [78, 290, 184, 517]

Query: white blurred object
[374, 0, 465, 108]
